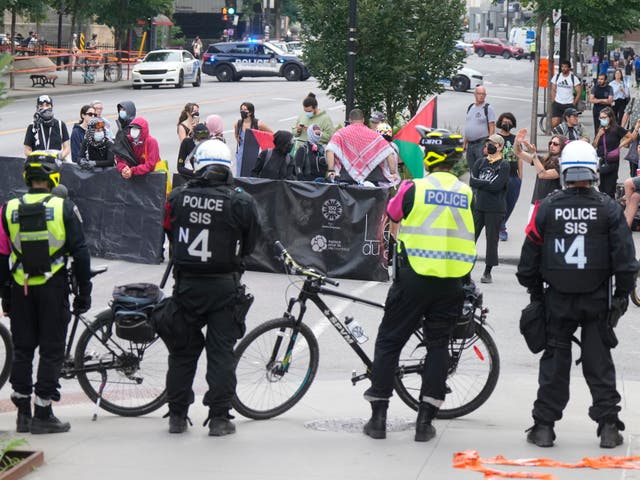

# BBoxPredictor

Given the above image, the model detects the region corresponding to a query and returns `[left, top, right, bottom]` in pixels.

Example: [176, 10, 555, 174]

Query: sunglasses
[86, 112, 97, 117]
[37, 96, 52, 104]
[549, 141, 560, 146]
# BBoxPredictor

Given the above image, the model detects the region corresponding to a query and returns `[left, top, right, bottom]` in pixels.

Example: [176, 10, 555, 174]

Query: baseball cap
[563, 107, 581, 118]
[37, 94, 52, 106]
[487, 134, 504, 148]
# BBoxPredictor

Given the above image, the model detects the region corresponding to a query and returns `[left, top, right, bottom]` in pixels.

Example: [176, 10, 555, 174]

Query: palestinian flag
[240, 129, 275, 177]
[393, 97, 438, 179]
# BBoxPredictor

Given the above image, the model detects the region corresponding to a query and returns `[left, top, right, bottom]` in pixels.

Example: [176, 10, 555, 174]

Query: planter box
[0, 451, 44, 480]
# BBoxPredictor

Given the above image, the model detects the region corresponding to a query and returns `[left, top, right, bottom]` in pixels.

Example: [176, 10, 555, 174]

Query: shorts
[552, 101, 574, 118]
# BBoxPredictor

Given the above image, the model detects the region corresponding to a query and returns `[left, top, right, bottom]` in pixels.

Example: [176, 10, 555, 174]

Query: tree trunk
[274, 0, 281, 40]
[545, 14, 555, 136]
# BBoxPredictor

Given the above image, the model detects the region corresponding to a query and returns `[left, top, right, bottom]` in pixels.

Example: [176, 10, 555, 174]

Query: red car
[473, 37, 524, 59]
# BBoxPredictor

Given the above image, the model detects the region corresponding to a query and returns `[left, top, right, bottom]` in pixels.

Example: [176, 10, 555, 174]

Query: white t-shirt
[552, 72, 580, 104]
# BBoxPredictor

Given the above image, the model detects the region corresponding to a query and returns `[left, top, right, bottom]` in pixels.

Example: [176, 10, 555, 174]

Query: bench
[30, 74, 57, 88]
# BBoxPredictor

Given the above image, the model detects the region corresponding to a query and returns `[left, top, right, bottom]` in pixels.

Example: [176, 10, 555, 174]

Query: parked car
[202, 40, 310, 82]
[472, 37, 524, 59]
[439, 67, 483, 92]
[455, 40, 474, 56]
[131, 49, 201, 89]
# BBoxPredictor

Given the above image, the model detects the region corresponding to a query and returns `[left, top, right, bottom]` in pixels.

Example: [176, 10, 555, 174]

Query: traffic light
[227, 1, 237, 15]
[221, 7, 228, 21]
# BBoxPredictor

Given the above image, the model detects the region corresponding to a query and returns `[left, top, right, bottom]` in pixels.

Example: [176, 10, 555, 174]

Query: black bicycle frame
[276, 278, 384, 380]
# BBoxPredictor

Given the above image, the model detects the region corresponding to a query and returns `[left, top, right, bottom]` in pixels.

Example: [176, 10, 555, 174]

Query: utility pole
[345, 0, 357, 123]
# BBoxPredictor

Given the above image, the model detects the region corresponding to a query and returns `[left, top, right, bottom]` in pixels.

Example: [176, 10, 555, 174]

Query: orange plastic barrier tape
[453, 450, 640, 479]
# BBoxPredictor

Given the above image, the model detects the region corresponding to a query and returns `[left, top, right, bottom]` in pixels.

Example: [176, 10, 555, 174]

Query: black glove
[1, 285, 10, 315]
[608, 294, 629, 328]
[73, 294, 91, 314]
[73, 282, 92, 314]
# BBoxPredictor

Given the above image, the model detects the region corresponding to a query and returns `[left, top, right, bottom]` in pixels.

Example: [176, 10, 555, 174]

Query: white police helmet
[559, 140, 599, 187]
[192, 139, 232, 172]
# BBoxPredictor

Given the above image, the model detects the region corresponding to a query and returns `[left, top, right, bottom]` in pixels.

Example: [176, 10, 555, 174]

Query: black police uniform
[0, 189, 91, 402]
[164, 172, 260, 419]
[517, 187, 637, 429]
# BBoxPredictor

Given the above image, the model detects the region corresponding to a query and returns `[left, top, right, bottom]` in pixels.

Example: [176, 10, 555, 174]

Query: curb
[6, 82, 131, 100]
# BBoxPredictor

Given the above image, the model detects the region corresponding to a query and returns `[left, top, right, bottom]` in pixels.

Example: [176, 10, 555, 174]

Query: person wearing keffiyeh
[325, 109, 398, 185]
[77, 117, 115, 169]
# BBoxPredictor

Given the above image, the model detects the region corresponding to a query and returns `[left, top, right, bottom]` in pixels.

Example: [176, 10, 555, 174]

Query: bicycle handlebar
[274, 241, 339, 287]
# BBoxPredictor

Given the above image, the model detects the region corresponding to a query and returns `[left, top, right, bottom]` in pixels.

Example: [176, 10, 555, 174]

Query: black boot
[363, 400, 388, 439]
[31, 404, 71, 434]
[415, 403, 438, 442]
[10, 396, 31, 433]
[525, 423, 555, 447]
[598, 420, 624, 448]
[205, 411, 236, 437]
[168, 413, 189, 434]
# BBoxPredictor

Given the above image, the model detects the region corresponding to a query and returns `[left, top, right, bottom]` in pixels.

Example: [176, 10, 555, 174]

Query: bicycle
[232, 241, 500, 420]
[0, 320, 12, 392]
[60, 266, 169, 418]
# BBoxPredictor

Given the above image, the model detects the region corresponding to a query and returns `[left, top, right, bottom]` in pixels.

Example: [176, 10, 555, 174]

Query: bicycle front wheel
[232, 317, 319, 420]
[74, 310, 168, 417]
[0, 322, 13, 391]
[393, 323, 500, 419]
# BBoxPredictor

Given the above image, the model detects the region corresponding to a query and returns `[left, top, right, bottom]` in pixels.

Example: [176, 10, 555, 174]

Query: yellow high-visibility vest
[397, 171, 476, 278]
[5, 193, 66, 286]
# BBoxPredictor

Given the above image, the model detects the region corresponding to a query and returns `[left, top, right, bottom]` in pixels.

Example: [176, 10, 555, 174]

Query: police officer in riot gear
[0, 151, 92, 434]
[517, 141, 638, 448]
[363, 130, 476, 442]
[163, 139, 260, 435]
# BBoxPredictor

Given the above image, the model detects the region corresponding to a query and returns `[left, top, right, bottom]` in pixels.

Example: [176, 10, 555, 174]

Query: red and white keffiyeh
[327, 123, 394, 184]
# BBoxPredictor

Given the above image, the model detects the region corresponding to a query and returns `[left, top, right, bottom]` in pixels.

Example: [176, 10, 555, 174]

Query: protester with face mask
[251, 130, 296, 180]
[77, 118, 114, 169]
[113, 117, 161, 179]
[592, 106, 634, 198]
[495, 112, 521, 241]
[291, 92, 335, 152]
[589, 74, 614, 135]
[469, 134, 510, 284]
[234, 102, 272, 176]
[23, 95, 70, 160]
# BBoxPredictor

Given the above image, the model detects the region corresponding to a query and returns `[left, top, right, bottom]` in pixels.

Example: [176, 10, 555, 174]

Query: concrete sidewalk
[0, 370, 637, 480]
[4, 70, 130, 100]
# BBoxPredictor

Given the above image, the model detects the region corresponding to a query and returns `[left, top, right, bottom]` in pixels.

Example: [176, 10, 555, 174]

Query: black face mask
[486, 143, 498, 155]
[501, 123, 512, 130]
[37, 108, 54, 124]
[240, 111, 249, 119]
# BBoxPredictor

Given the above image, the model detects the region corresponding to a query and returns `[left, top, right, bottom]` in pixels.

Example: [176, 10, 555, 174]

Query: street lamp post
[345, 0, 357, 124]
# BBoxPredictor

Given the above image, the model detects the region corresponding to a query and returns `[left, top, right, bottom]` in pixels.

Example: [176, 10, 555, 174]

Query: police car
[439, 67, 483, 92]
[131, 49, 202, 89]
[202, 41, 310, 82]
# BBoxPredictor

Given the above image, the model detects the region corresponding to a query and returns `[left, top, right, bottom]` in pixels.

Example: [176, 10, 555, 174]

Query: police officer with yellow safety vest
[517, 141, 638, 449]
[363, 130, 476, 442]
[0, 151, 91, 434]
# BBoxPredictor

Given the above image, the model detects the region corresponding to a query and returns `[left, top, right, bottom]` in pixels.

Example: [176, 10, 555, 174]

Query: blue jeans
[500, 175, 522, 231]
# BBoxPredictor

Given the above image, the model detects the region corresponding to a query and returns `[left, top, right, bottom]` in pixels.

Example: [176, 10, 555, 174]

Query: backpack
[296, 144, 326, 180]
[467, 103, 490, 131]
[259, 149, 292, 179]
[553, 72, 579, 87]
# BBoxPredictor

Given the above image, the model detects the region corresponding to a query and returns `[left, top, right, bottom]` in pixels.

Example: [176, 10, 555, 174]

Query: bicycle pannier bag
[111, 283, 164, 343]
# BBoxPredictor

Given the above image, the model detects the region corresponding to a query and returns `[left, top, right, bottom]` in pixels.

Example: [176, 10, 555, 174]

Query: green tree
[93, 0, 173, 51]
[296, 0, 465, 125]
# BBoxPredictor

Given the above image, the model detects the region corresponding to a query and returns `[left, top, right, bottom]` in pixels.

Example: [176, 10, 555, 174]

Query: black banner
[1, 157, 166, 264]
[174, 175, 390, 281]
[0, 157, 389, 279]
